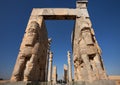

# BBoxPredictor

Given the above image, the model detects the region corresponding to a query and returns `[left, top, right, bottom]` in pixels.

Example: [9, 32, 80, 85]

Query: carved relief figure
[11, 20, 48, 81]
[73, 18, 108, 81]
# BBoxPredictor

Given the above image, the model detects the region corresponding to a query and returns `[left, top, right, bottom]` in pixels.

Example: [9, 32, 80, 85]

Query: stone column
[45, 38, 52, 81]
[52, 66, 57, 84]
[48, 51, 53, 82]
[64, 64, 68, 83]
[67, 51, 72, 82]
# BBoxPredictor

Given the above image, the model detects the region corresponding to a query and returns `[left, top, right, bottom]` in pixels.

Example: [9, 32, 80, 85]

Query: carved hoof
[10, 76, 19, 82]
[23, 76, 29, 82]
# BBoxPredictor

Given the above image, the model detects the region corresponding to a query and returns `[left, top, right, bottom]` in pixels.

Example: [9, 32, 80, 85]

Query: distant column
[64, 64, 68, 83]
[52, 66, 57, 84]
[48, 51, 53, 82]
[67, 51, 72, 82]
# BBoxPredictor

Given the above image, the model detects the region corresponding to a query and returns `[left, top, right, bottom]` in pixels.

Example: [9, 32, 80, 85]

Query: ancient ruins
[11, 17, 48, 81]
[10, 0, 109, 83]
[52, 66, 57, 84]
[67, 51, 72, 82]
[48, 51, 53, 82]
[64, 64, 68, 83]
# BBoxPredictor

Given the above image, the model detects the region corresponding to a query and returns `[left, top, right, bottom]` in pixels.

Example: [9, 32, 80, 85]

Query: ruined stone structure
[48, 52, 53, 82]
[52, 66, 57, 84]
[11, 0, 108, 82]
[11, 16, 48, 81]
[67, 51, 72, 82]
[64, 64, 68, 83]
[73, 0, 108, 82]
[45, 38, 52, 81]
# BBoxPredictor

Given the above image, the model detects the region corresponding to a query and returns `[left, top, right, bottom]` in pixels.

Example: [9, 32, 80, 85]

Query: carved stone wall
[73, 16, 108, 82]
[72, 1, 108, 82]
[11, 16, 48, 82]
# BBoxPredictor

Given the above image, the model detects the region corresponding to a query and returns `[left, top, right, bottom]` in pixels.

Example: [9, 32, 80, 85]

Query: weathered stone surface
[31, 8, 89, 19]
[48, 52, 53, 82]
[72, 16, 108, 82]
[52, 66, 57, 84]
[72, 2, 108, 82]
[76, 0, 88, 9]
[45, 38, 52, 81]
[11, 16, 48, 82]
[64, 64, 68, 83]
[10, 0, 110, 83]
[67, 51, 72, 82]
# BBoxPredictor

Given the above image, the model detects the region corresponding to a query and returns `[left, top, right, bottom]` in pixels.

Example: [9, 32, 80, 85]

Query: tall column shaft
[48, 51, 53, 82]
[52, 66, 57, 84]
[45, 38, 52, 81]
[67, 51, 72, 82]
[64, 64, 68, 83]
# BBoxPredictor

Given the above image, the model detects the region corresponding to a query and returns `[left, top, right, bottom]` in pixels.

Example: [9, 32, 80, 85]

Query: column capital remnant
[49, 51, 53, 59]
[67, 51, 71, 57]
[76, 0, 88, 9]
[76, 0, 88, 3]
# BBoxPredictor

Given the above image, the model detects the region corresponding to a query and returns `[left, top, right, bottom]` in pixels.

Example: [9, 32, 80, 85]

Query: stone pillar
[64, 64, 68, 83]
[11, 15, 48, 82]
[67, 51, 72, 82]
[48, 51, 53, 82]
[52, 66, 57, 84]
[45, 38, 52, 81]
[72, 0, 108, 82]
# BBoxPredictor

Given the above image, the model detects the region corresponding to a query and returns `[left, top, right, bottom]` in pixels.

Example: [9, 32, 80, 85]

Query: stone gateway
[11, 0, 109, 83]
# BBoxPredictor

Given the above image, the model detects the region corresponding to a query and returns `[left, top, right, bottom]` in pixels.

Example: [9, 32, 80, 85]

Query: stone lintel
[31, 8, 89, 20]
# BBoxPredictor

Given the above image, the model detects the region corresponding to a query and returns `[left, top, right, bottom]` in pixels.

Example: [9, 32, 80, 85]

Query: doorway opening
[45, 20, 75, 80]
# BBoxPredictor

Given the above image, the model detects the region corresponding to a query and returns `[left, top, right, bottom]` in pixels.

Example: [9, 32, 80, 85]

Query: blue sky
[0, 0, 120, 79]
